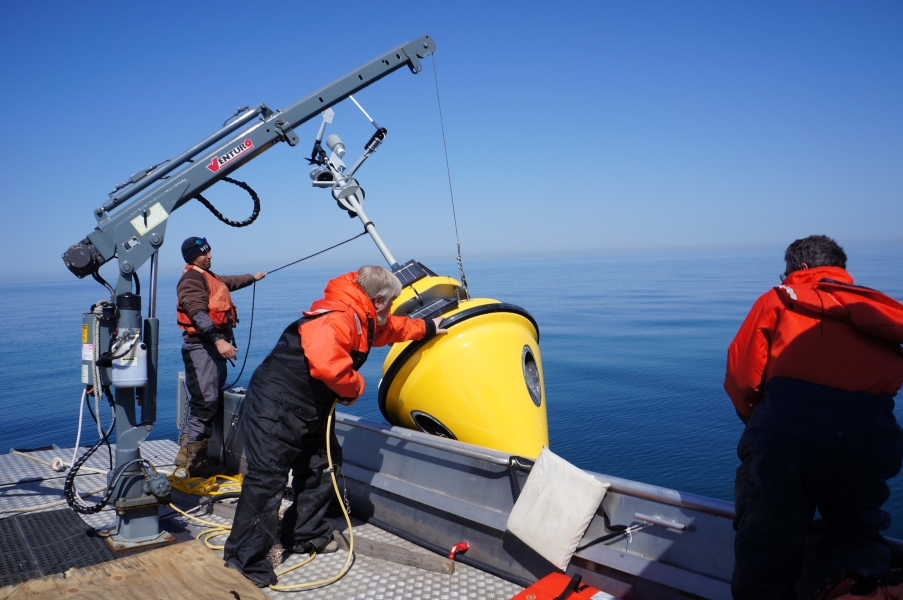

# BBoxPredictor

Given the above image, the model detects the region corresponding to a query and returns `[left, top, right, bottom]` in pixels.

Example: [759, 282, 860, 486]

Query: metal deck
[0, 440, 523, 599]
[0, 507, 116, 586]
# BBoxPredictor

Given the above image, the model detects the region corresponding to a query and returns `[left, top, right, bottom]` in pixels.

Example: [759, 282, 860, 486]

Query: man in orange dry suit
[223, 266, 446, 587]
[176, 236, 265, 476]
[725, 235, 903, 600]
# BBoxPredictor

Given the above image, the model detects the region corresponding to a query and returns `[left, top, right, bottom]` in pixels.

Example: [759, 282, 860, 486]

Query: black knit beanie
[181, 237, 210, 263]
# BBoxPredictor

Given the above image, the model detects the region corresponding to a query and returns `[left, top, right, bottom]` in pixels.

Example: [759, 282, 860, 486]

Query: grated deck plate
[192, 514, 524, 599]
[0, 508, 116, 587]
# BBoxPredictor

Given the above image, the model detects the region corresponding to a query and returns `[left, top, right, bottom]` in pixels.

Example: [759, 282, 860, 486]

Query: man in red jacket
[725, 235, 903, 599]
[223, 265, 445, 587]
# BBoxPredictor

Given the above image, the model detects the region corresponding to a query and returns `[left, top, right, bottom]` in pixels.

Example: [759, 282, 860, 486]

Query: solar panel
[407, 296, 459, 321]
[393, 260, 428, 287]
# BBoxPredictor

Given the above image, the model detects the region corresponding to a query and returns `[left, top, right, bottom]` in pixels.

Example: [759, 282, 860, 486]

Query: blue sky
[1, 1, 900, 282]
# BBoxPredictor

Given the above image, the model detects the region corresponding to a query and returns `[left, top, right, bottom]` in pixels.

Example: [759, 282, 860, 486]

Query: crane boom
[63, 35, 435, 296]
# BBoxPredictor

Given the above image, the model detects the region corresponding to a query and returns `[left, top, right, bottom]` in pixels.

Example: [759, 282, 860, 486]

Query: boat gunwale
[336, 411, 736, 519]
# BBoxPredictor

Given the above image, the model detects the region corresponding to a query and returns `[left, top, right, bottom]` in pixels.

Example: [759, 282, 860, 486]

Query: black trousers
[732, 378, 903, 600]
[222, 364, 342, 584]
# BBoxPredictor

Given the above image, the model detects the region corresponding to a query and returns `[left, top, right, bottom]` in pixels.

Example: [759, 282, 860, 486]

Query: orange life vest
[816, 570, 903, 600]
[176, 265, 238, 333]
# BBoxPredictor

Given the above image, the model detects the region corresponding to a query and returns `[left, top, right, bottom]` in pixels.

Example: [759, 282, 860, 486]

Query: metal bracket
[115, 493, 162, 514]
[102, 529, 175, 552]
[275, 120, 299, 147]
[402, 47, 423, 74]
[634, 512, 688, 531]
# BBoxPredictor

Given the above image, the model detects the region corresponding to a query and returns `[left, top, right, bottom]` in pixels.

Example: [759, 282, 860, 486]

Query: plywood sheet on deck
[0, 540, 266, 600]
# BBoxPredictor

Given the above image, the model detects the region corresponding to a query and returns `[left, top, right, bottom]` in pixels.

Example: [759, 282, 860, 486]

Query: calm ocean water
[1, 245, 902, 536]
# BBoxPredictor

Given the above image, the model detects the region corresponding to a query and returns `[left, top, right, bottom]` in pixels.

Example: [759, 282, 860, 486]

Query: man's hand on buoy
[433, 317, 448, 335]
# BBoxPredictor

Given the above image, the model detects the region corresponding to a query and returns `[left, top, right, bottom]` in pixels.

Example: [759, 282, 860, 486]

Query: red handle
[447, 541, 470, 561]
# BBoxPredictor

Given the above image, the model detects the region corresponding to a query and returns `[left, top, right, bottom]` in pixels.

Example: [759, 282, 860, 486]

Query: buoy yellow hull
[380, 279, 548, 459]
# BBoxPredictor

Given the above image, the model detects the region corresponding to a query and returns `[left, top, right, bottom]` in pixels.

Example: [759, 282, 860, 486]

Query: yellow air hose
[166, 399, 355, 592]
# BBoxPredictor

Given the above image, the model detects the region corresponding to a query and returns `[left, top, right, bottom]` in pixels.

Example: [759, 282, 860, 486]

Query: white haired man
[224, 266, 445, 587]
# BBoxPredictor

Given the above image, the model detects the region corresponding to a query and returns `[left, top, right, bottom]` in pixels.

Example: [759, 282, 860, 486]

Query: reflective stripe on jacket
[725, 266, 903, 418]
[177, 265, 238, 334]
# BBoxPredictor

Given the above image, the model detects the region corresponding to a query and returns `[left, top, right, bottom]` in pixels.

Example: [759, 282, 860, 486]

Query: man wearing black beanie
[176, 236, 265, 477]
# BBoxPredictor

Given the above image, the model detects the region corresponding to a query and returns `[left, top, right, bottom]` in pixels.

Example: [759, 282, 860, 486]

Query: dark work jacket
[258, 314, 374, 407]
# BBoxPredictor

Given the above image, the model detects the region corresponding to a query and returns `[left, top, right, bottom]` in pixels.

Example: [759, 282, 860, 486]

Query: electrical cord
[168, 470, 242, 497]
[89, 301, 119, 468]
[169, 502, 235, 550]
[66, 406, 164, 517]
[91, 272, 115, 302]
[71, 388, 87, 470]
[96, 332, 140, 367]
[270, 400, 354, 591]
[64, 388, 117, 514]
[91, 301, 109, 441]
[3, 442, 107, 517]
[164, 471, 243, 550]
[83, 386, 113, 467]
[222, 281, 255, 390]
[223, 106, 251, 128]
[163, 401, 355, 591]
[67, 388, 108, 507]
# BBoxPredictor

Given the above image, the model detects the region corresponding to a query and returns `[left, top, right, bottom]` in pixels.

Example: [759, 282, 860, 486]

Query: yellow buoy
[379, 274, 549, 458]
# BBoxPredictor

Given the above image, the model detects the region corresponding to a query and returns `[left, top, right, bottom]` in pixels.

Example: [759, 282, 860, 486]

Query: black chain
[195, 176, 260, 227]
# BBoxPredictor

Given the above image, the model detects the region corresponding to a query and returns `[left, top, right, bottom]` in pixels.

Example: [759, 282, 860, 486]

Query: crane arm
[62, 35, 436, 297]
